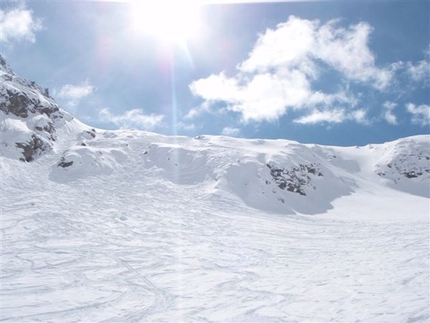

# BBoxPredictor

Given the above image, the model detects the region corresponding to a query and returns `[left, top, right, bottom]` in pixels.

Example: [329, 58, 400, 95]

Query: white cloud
[406, 103, 430, 126]
[239, 17, 392, 89]
[191, 70, 312, 123]
[351, 109, 368, 124]
[99, 108, 164, 130]
[315, 20, 392, 90]
[184, 100, 216, 120]
[293, 108, 369, 125]
[0, 6, 42, 43]
[294, 109, 346, 125]
[184, 107, 201, 120]
[56, 81, 94, 113]
[190, 72, 239, 102]
[58, 82, 94, 100]
[190, 16, 390, 125]
[221, 127, 240, 136]
[406, 60, 429, 83]
[382, 101, 398, 125]
[190, 68, 356, 123]
[239, 17, 317, 76]
[176, 121, 196, 131]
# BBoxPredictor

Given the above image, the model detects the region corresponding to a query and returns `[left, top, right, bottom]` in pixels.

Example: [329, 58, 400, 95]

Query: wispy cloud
[0, 5, 42, 43]
[382, 101, 398, 125]
[406, 103, 430, 126]
[351, 109, 369, 124]
[184, 101, 212, 120]
[190, 16, 426, 126]
[176, 121, 196, 132]
[57, 81, 94, 112]
[293, 108, 369, 125]
[406, 60, 429, 83]
[99, 108, 164, 130]
[58, 82, 94, 100]
[221, 127, 240, 136]
[293, 109, 346, 125]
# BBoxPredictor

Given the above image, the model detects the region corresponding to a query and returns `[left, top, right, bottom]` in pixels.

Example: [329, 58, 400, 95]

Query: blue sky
[1, 0, 429, 146]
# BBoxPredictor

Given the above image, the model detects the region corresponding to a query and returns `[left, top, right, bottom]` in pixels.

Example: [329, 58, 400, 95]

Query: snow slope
[1, 57, 429, 322]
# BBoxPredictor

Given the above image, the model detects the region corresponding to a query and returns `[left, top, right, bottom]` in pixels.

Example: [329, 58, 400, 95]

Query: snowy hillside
[1, 57, 429, 322]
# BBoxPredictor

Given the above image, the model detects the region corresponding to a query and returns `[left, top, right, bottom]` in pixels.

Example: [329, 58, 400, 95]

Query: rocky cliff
[0, 55, 73, 161]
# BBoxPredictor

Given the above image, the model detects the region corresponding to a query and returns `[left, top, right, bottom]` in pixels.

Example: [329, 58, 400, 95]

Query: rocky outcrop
[0, 56, 59, 119]
[266, 162, 323, 196]
[375, 139, 430, 182]
[58, 156, 74, 168]
[0, 55, 71, 162]
[15, 134, 51, 162]
[2, 88, 60, 119]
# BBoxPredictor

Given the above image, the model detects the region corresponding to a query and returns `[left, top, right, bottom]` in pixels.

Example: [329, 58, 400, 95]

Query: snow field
[1, 130, 429, 322]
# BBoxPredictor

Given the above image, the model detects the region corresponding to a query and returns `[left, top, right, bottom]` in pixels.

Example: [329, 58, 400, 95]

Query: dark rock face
[58, 157, 74, 168]
[4, 91, 31, 118]
[83, 129, 96, 139]
[15, 134, 51, 162]
[1, 80, 61, 121]
[0, 55, 71, 162]
[267, 163, 323, 196]
[403, 171, 422, 178]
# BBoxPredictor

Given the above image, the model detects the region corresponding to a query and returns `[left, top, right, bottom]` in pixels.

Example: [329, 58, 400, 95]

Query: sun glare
[130, 0, 202, 43]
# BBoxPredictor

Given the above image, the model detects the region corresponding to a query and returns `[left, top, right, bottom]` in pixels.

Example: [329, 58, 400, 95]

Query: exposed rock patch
[266, 162, 323, 196]
[15, 134, 51, 162]
[375, 141, 430, 181]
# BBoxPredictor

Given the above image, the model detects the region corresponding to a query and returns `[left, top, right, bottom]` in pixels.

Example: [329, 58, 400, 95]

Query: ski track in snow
[1, 132, 429, 323]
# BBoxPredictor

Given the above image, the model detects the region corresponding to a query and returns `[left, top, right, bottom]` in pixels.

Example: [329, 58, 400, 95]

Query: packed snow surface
[1, 126, 429, 322]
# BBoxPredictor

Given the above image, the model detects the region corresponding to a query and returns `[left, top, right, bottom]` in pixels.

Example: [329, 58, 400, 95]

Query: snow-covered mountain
[1, 55, 428, 213]
[1, 57, 429, 322]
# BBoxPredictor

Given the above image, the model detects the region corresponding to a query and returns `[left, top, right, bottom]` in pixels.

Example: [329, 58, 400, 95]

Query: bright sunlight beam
[130, 0, 202, 43]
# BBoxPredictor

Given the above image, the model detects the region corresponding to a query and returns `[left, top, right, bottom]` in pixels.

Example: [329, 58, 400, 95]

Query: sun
[130, 0, 202, 43]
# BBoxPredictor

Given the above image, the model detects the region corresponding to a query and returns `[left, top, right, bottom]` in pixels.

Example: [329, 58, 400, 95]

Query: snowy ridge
[44, 131, 429, 214]
[1, 57, 429, 322]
